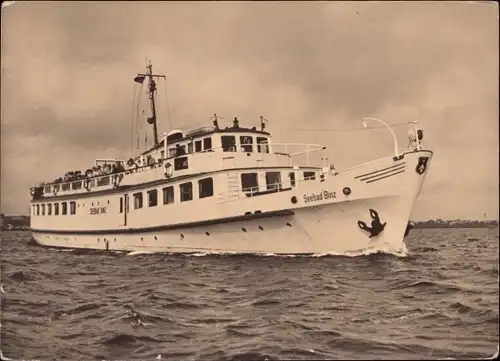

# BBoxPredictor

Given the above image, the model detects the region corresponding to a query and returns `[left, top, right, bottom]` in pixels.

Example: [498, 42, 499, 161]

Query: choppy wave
[1, 228, 498, 360]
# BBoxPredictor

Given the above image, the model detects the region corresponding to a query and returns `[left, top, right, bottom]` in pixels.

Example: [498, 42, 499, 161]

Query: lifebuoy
[164, 162, 173, 178]
[243, 137, 251, 145]
[84, 179, 91, 191]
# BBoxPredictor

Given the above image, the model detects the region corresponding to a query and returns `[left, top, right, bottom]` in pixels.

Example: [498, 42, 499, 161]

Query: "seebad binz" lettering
[303, 190, 336, 203]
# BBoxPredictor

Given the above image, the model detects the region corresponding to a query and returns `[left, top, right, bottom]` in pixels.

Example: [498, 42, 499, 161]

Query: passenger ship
[29, 63, 433, 255]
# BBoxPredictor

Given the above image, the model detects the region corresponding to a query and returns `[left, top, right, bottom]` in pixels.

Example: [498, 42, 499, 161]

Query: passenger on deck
[175, 144, 186, 156]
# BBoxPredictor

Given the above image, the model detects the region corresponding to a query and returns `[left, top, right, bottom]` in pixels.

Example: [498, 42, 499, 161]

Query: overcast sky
[1, 1, 498, 220]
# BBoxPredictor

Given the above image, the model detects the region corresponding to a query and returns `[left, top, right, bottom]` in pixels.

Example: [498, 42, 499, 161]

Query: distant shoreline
[412, 220, 498, 229]
[413, 224, 498, 229]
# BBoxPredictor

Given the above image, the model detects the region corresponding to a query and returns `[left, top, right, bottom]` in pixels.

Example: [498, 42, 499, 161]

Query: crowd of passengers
[47, 163, 126, 185]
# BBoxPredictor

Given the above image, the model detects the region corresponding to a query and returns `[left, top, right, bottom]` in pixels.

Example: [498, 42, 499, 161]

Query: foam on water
[182, 241, 408, 258]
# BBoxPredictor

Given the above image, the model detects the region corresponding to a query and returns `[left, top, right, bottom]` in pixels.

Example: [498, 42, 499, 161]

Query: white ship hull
[31, 150, 433, 255]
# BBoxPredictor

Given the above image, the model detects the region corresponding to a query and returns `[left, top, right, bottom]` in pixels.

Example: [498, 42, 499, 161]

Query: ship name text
[303, 190, 336, 203]
[90, 207, 107, 215]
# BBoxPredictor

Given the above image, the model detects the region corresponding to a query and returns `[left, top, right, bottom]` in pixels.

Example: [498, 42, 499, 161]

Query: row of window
[34, 170, 317, 216]
[167, 137, 214, 158]
[241, 170, 316, 192]
[220, 135, 270, 153]
[166, 135, 270, 158]
[128, 170, 316, 210]
[130, 177, 214, 210]
[33, 201, 77, 216]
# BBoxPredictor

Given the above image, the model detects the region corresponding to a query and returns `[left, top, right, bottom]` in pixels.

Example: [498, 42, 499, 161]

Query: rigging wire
[130, 83, 143, 157]
[130, 84, 137, 157]
[135, 82, 145, 156]
[276, 120, 418, 133]
[162, 76, 173, 132]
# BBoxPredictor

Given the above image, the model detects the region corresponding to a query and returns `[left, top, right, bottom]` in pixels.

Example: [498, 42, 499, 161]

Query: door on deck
[120, 194, 129, 226]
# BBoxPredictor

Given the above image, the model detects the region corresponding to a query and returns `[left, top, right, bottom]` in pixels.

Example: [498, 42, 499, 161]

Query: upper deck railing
[30, 142, 327, 199]
[271, 143, 326, 167]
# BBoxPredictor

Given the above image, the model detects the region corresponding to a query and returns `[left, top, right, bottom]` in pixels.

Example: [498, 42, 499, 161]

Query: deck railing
[216, 174, 323, 203]
[31, 142, 328, 197]
[271, 143, 326, 167]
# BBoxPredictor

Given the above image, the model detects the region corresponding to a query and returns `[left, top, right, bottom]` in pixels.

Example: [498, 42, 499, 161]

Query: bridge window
[257, 137, 269, 153]
[72, 181, 82, 190]
[187, 143, 193, 154]
[133, 192, 143, 209]
[174, 156, 189, 170]
[168, 148, 177, 158]
[41, 204, 46, 216]
[147, 189, 158, 207]
[198, 178, 214, 198]
[36, 204, 40, 216]
[221, 136, 236, 152]
[54, 203, 59, 215]
[62, 202, 67, 215]
[304, 171, 316, 180]
[70, 201, 76, 215]
[180, 182, 193, 202]
[266, 172, 282, 190]
[62, 183, 70, 191]
[163, 186, 174, 204]
[195, 140, 202, 152]
[47, 204, 52, 216]
[203, 137, 212, 151]
[240, 136, 253, 152]
[289, 172, 296, 187]
[119, 197, 123, 213]
[44, 185, 51, 193]
[241, 173, 258, 193]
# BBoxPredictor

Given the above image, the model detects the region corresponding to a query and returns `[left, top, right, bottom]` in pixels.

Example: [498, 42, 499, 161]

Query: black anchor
[357, 209, 387, 238]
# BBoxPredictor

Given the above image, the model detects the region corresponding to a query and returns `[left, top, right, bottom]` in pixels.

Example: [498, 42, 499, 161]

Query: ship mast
[134, 61, 166, 147]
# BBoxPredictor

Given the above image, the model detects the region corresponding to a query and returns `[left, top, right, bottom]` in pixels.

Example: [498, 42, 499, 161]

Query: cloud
[1, 1, 498, 219]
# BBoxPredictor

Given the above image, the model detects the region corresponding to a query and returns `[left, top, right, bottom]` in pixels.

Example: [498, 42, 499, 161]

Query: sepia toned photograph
[1, 1, 498, 360]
